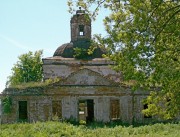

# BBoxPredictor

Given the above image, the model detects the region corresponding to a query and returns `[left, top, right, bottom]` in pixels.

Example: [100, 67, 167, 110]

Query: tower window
[79, 25, 84, 36]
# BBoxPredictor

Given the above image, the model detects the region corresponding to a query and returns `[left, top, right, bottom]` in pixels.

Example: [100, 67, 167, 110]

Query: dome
[53, 43, 74, 58]
[53, 40, 106, 59]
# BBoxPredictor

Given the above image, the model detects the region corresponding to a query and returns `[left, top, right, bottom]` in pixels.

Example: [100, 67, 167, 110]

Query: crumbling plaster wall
[133, 95, 149, 122]
[119, 95, 133, 122]
[62, 96, 78, 120]
[1, 86, 148, 124]
[93, 97, 109, 122]
[42, 58, 122, 82]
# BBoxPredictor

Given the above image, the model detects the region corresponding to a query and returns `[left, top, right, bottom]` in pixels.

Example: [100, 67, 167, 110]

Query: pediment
[57, 68, 118, 86]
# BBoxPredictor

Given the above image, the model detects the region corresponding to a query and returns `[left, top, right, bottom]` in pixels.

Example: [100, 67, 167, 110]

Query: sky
[0, 0, 108, 92]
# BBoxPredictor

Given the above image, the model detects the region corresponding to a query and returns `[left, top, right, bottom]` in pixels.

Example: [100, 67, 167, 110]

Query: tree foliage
[68, 0, 180, 119]
[73, 47, 89, 59]
[6, 50, 43, 87]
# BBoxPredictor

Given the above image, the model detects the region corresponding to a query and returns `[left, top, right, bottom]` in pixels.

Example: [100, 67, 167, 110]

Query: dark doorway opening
[78, 99, 94, 123]
[86, 99, 94, 123]
[19, 101, 28, 122]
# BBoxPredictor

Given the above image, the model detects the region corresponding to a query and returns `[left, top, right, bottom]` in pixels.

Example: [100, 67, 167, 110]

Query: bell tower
[53, 7, 106, 58]
[70, 7, 91, 42]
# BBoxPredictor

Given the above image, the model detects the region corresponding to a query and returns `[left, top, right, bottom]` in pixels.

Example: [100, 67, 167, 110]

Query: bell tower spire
[70, 7, 91, 42]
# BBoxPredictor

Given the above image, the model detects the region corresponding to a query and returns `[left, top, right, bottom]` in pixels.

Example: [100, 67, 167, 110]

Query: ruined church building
[1, 9, 150, 124]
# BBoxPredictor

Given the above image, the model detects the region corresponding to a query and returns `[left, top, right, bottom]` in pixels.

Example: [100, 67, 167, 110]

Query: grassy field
[1, 121, 180, 137]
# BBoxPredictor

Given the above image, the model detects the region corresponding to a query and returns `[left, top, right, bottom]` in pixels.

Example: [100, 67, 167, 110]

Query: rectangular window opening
[52, 100, 62, 119]
[110, 100, 120, 120]
[19, 101, 28, 122]
[79, 100, 86, 121]
[79, 25, 84, 36]
[80, 32, 84, 36]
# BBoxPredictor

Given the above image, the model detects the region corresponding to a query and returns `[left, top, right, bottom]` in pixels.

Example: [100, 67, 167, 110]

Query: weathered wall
[133, 95, 148, 123]
[1, 86, 149, 124]
[71, 13, 91, 41]
[94, 97, 110, 122]
[42, 58, 122, 83]
[29, 99, 39, 122]
[62, 96, 78, 120]
[119, 95, 133, 123]
[1, 56, 150, 124]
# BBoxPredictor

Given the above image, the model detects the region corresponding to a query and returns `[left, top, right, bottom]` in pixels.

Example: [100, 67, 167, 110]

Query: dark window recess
[79, 25, 84, 36]
[110, 100, 120, 120]
[19, 101, 28, 121]
[143, 104, 152, 118]
[52, 101, 62, 118]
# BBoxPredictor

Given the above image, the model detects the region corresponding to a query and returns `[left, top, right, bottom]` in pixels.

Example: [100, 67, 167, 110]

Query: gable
[58, 68, 118, 86]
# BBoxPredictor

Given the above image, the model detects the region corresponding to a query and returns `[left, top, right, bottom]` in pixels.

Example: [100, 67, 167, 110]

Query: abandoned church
[1, 9, 151, 124]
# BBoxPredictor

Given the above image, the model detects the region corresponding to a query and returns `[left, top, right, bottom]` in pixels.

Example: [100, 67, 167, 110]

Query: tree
[68, 0, 180, 119]
[6, 50, 43, 87]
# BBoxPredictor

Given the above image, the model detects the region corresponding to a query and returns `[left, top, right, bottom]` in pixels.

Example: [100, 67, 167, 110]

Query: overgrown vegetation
[73, 39, 98, 59]
[73, 47, 89, 59]
[5, 78, 61, 90]
[68, 0, 180, 120]
[1, 121, 180, 137]
[2, 96, 12, 114]
[6, 50, 43, 87]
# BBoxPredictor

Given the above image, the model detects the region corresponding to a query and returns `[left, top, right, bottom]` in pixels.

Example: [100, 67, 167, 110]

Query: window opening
[52, 100, 62, 119]
[19, 101, 28, 122]
[110, 100, 120, 120]
[79, 25, 84, 36]
[79, 100, 86, 121]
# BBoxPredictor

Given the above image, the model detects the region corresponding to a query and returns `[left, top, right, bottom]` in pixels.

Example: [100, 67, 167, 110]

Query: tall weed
[1, 121, 180, 137]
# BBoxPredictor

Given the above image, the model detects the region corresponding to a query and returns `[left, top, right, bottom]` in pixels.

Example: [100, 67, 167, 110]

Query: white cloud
[0, 35, 54, 55]
[0, 35, 32, 51]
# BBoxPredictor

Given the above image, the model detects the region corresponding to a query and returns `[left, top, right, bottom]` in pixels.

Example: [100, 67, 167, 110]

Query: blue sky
[0, 0, 108, 92]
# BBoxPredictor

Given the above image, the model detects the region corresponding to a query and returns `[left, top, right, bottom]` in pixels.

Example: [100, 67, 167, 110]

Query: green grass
[1, 121, 180, 137]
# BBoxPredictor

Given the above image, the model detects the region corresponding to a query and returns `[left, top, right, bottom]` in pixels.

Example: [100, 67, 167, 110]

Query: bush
[1, 121, 180, 137]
